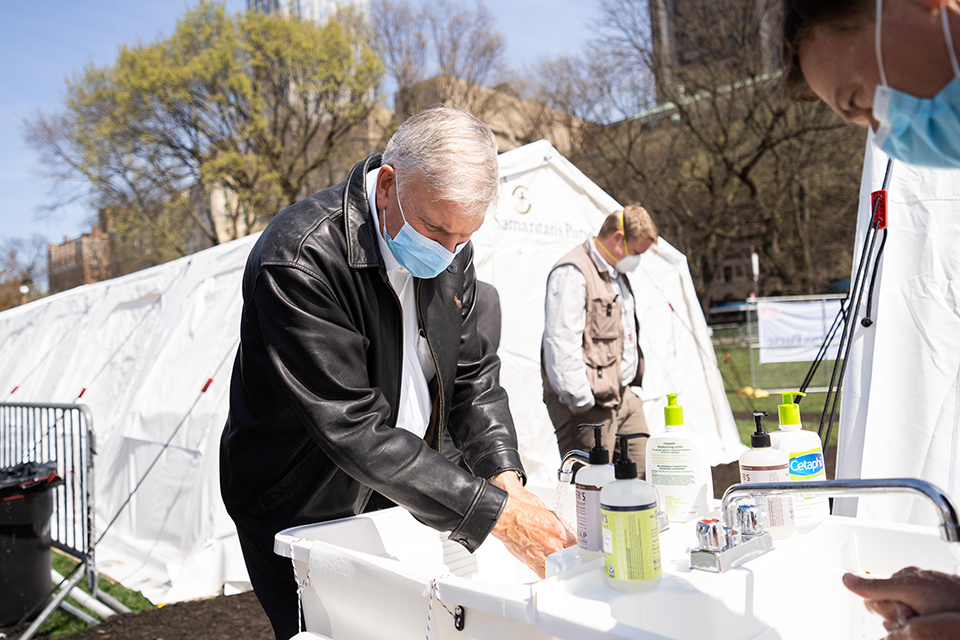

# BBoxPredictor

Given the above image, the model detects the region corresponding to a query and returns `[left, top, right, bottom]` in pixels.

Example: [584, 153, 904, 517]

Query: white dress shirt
[367, 168, 435, 439]
[542, 240, 639, 412]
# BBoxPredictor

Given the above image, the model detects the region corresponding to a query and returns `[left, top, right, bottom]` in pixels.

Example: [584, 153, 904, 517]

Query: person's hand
[489, 471, 576, 579]
[878, 612, 960, 639]
[490, 471, 575, 530]
[843, 568, 960, 638]
[490, 495, 577, 579]
[490, 470, 546, 508]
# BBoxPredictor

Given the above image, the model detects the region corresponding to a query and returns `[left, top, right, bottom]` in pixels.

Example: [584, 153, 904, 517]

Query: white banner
[757, 299, 843, 364]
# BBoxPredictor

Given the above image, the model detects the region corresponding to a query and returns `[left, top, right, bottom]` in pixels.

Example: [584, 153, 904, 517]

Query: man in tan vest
[541, 205, 659, 466]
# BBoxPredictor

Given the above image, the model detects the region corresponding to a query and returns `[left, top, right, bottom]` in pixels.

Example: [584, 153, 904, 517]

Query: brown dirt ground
[8, 446, 836, 640]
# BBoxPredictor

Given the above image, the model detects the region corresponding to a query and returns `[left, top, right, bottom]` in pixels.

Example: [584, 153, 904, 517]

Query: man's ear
[376, 165, 395, 212]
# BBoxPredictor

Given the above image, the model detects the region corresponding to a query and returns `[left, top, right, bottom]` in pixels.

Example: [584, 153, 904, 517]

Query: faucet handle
[737, 504, 764, 536]
[696, 518, 727, 552]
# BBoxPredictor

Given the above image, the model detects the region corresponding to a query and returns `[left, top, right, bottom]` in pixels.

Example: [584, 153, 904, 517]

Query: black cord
[798, 300, 848, 396]
[819, 160, 894, 451]
[861, 229, 888, 327]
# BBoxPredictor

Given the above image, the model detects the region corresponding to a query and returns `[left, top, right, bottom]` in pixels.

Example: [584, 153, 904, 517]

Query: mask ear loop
[875, 0, 889, 86]
[942, 4, 960, 78]
[619, 210, 630, 256]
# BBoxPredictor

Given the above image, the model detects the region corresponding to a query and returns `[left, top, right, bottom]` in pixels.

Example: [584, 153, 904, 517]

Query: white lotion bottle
[769, 392, 828, 530]
[601, 433, 661, 593]
[645, 393, 713, 522]
[738, 411, 794, 539]
[575, 424, 616, 561]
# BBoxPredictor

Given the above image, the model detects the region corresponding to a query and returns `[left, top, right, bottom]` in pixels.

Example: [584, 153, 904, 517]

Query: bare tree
[369, 0, 428, 116]
[370, 0, 508, 119]
[0, 236, 49, 311]
[531, 0, 865, 308]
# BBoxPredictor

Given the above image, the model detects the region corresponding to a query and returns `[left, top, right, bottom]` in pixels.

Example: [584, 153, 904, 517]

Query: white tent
[0, 141, 742, 604]
[837, 133, 960, 525]
[474, 141, 745, 483]
[0, 237, 255, 603]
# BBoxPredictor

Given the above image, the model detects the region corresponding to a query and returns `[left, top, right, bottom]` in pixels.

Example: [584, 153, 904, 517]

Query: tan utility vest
[547, 240, 643, 408]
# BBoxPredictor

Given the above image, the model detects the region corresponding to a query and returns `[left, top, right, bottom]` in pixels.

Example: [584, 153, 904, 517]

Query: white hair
[382, 105, 500, 221]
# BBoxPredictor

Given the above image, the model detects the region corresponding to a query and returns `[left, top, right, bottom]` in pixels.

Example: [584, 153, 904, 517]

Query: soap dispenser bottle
[575, 424, 616, 561]
[738, 411, 794, 539]
[645, 393, 713, 522]
[770, 392, 828, 529]
[601, 433, 661, 593]
[769, 391, 807, 449]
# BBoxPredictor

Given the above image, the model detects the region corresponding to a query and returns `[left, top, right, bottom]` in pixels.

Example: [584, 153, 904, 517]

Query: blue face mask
[872, 1, 960, 169]
[383, 174, 465, 279]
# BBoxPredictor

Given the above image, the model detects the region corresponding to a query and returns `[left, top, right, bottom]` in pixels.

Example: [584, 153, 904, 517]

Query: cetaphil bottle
[645, 393, 713, 522]
[769, 392, 829, 530]
[575, 424, 616, 562]
[601, 433, 661, 593]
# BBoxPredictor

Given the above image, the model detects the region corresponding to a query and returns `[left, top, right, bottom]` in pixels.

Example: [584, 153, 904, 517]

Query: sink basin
[275, 491, 957, 639]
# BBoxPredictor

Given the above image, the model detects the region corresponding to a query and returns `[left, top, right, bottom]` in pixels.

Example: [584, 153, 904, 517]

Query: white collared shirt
[367, 168, 436, 439]
[542, 240, 639, 412]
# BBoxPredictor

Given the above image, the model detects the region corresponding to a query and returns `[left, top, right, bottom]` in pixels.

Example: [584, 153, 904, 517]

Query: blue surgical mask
[872, 0, 960, 168]
[383, 174, 465, 279]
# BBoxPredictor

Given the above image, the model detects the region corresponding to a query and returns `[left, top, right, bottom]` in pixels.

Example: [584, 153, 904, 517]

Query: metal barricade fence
[0, 402, 95, 570]
[0, 402, 122, 637]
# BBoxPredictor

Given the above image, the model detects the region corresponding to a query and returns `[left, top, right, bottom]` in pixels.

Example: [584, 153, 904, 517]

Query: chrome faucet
[721, 478, 960, 542]
[691, 477, 960, 573]
[557, 450, 589, 484]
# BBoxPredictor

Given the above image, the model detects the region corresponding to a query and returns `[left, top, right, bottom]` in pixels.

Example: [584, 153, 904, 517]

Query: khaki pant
[543, 384, 648, 475]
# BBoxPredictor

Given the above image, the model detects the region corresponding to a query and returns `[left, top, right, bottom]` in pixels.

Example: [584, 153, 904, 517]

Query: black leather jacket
[220, 153, 523, 554]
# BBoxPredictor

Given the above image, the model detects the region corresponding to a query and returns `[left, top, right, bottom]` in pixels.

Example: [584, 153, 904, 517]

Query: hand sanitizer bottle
[575, 424, 616, 562]
[601, 433, 661, 593]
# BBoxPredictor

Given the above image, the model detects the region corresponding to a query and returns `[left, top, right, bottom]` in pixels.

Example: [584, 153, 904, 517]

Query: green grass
[713, 345, 841, 447]
[33, 551, 155, 638]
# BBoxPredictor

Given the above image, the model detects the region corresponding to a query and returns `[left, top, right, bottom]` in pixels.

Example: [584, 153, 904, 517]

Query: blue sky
[0, 0, 600, 252]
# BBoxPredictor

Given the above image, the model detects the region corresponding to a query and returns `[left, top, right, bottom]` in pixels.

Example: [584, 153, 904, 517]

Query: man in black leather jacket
[220, 106, 575, 639]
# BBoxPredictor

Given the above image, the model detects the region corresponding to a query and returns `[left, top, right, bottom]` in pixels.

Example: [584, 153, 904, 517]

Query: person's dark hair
[781, 0, 873, 103]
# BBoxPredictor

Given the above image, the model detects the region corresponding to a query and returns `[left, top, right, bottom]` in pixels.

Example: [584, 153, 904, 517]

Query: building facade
[47, 228, 111, 294]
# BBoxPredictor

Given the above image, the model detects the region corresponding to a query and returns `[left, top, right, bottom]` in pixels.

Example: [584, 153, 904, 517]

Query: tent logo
[511, 185, 531, 214]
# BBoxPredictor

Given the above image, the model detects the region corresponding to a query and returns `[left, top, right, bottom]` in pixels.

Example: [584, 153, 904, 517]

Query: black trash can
[0, 461, 63, 627]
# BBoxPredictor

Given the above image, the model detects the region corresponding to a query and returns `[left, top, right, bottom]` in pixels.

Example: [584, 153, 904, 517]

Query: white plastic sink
[275, 491, 958, 640]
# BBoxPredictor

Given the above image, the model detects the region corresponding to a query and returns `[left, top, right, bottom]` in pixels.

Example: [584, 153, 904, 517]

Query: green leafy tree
[26, 1, 383, 264]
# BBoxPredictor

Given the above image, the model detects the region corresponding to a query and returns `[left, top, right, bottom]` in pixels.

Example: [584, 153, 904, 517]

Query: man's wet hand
[491, 496, 577, 579]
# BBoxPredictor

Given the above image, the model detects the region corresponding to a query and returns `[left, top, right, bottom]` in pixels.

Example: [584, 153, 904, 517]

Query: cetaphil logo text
[788, 449, 825, 479]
